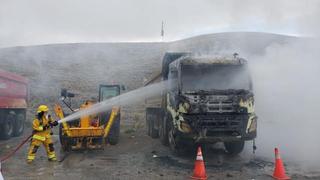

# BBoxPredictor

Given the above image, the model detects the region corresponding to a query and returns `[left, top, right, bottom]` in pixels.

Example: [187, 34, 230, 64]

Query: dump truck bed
[0, 69, 28, 109]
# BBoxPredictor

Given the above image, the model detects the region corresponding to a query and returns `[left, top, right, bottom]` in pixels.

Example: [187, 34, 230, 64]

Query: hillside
[0, 32, 298, 121]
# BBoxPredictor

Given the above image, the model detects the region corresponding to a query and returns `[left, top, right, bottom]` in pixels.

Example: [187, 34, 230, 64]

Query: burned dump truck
[145, 52, 257, 155]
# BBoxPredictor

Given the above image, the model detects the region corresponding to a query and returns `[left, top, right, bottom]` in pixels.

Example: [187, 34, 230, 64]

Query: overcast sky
[0, 0, 319, 47]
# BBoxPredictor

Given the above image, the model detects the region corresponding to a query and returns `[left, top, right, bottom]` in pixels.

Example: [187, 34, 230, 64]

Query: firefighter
[27, 105, 58, 163]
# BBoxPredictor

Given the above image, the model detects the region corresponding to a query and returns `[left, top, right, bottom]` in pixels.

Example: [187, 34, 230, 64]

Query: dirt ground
[1, 121, 319, 180]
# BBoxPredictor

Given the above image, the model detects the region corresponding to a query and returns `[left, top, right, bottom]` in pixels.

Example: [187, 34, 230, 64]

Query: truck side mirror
[121, 85, 126, 91]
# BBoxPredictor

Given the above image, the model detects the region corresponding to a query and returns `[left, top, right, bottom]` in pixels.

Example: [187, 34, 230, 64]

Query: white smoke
[249, 38, 320, 170]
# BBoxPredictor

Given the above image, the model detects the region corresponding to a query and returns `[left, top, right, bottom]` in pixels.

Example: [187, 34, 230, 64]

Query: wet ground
[1, 127, 319, 180]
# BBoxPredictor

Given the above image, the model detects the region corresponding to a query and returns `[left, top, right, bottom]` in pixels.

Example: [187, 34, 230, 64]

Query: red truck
[0, 69, 28, 140]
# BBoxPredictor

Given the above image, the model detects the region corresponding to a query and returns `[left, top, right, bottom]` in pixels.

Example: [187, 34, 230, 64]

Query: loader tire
[13, 111, 25, 137]
[108, 115, 120, 145]
[0, 113, 14, 140]
[224, 141, 245, 155]
[59, 124, 71, 151]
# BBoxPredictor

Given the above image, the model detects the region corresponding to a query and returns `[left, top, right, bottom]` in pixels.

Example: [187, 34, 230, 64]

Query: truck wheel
[149, 118, 159, 138]
[146, 110, 159, 138]
[108, 115, 120, 145]
[168, 126, 183, 155]
[224, 141, 245, 155]
[159, 114, 169, 146]
[13, 112, 25, 137]
[146, 113, 150, 136]
[0, 113, 15, 140]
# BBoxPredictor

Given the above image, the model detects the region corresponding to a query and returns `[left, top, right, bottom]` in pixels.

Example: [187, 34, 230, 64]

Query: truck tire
[146, 109, 159, 138]
[0, 113, 15, 140]
[149, 118, 159, 139]
[224, 141, 245, 155]
[13, 111, 25, 137]
[168, 121, 184, 155]
[146, 113, 150, 136]
[159, 113, 169, 146]
[108, 115, 120, 145]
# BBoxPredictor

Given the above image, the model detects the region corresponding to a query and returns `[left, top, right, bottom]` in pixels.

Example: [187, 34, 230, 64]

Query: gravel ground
[1, 125, 319, 180]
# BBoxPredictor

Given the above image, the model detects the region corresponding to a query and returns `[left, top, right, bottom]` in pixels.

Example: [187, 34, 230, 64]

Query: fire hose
[0, 134, 32, 163]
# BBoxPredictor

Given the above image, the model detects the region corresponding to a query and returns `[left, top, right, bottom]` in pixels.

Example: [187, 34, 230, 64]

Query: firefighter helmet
[37, 105, 49, 113]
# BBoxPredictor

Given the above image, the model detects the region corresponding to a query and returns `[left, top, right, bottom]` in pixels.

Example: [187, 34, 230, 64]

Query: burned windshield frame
[180, 64, 251, 91]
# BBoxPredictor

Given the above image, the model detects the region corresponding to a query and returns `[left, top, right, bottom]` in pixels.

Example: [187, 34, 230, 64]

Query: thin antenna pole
[161, 21, 164, 41]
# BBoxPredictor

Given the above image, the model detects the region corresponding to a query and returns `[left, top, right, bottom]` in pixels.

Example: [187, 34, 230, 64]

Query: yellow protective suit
[27, 115, 57, 162]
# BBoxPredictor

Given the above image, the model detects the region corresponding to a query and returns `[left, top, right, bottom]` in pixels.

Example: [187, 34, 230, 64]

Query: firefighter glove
[50, 121, 58, 127]
[43, 125, 50, 130]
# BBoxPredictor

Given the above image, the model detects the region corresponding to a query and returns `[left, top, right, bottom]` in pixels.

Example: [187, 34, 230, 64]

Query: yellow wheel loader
[54, 85, 124, 151]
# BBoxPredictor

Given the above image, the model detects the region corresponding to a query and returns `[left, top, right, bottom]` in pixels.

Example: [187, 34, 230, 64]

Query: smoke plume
[249, 38, 320, 170]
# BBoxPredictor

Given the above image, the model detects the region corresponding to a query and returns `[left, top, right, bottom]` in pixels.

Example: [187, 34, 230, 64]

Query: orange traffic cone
[273, 148, 290, 180]
[191, 147, 207, 180]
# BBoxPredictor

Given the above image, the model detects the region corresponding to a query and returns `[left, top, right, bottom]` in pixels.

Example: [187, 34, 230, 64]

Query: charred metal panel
[183, 113, 248, 135]
[186, 94, 237, 113]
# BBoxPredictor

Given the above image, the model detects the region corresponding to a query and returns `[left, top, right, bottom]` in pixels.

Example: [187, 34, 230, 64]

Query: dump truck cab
[146, 53, 257, 155]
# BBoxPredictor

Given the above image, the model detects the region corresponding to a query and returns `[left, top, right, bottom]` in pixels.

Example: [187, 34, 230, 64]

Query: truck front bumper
[180, 113, 257, 143]
[176, 130, 256, 144]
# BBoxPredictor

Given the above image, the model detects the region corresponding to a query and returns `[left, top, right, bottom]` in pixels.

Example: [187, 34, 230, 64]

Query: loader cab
[98, 84, 123, 102]
[98, 84, 123, 145]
